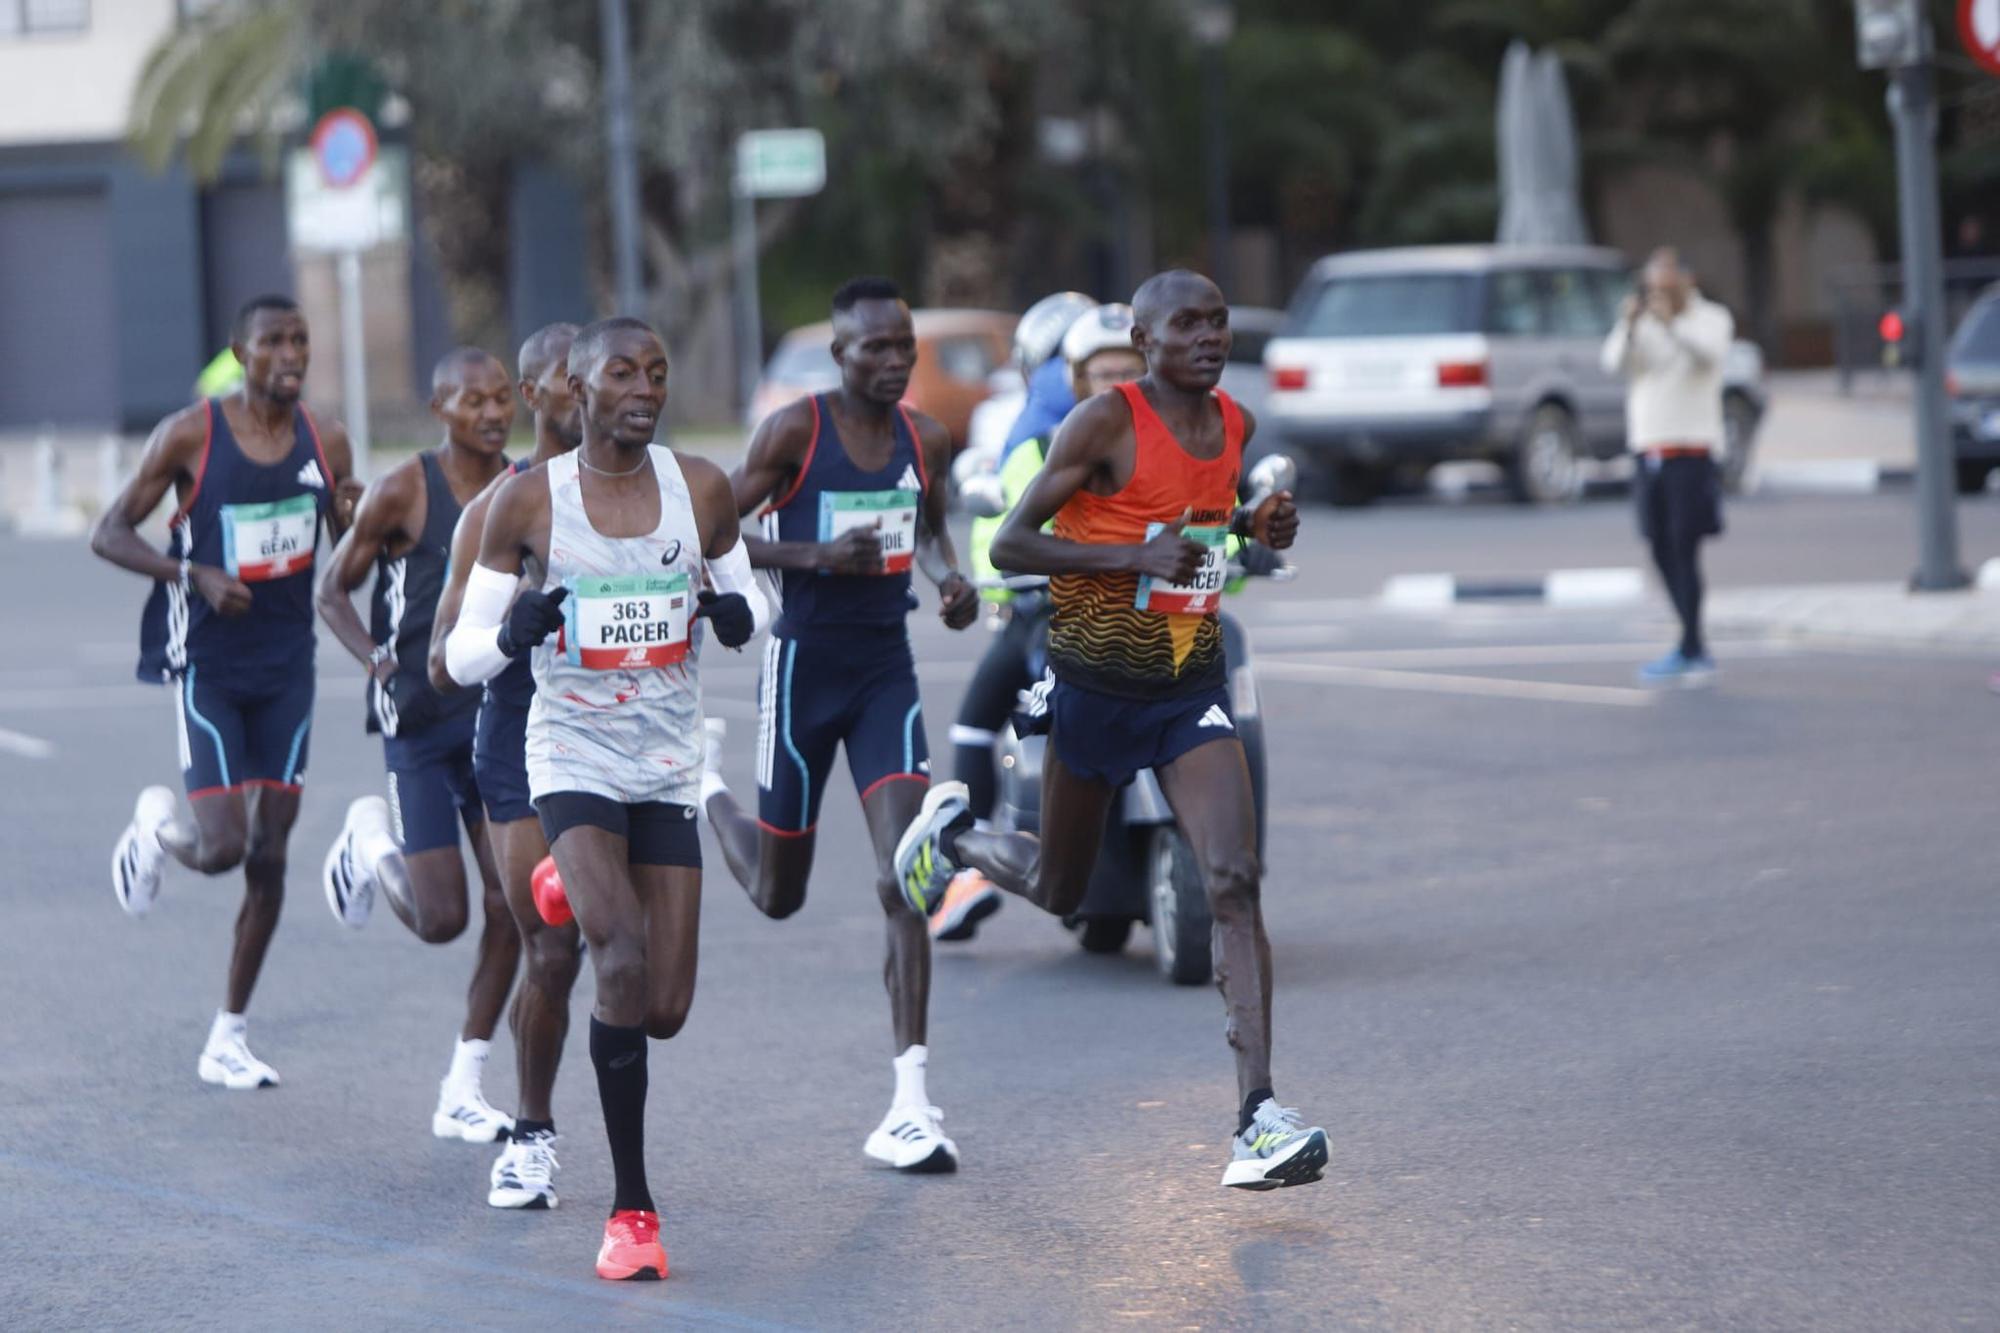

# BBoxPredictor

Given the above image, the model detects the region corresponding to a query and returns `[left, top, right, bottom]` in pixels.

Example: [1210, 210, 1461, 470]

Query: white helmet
[1013, 291, 1096, 372]
[1060, 303, 1137, 369]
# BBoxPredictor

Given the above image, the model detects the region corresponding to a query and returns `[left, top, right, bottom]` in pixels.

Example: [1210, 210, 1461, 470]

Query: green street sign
[736, 129, 827, 199]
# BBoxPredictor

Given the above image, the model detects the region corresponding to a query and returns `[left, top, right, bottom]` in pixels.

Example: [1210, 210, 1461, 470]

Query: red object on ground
[532, 855, 572, 927]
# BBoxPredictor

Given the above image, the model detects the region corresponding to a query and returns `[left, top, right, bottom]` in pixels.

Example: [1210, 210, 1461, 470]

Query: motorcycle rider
[934, 304, 1145, 941]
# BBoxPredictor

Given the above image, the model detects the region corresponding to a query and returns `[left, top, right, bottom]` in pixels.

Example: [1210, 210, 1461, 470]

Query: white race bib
[1133, 523, 1227, 615]
[220, 494, 317, 582]
[820, 489, 918, 574]
[563, 573, 692, 669]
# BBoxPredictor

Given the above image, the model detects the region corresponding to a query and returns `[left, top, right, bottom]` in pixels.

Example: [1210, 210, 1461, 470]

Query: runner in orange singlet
[894, 270, 1327, 1190]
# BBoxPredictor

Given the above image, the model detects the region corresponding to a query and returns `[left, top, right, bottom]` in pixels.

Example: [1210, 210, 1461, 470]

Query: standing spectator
[1602, 248, 1734, 685]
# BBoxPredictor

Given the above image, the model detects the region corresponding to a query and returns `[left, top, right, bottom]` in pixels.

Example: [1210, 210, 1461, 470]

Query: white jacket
[1600, 294, 1735, 454]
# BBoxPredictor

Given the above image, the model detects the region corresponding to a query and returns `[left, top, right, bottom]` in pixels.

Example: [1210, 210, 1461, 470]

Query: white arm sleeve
[444, 563, 520, 686]
[706, 538, 770, 638]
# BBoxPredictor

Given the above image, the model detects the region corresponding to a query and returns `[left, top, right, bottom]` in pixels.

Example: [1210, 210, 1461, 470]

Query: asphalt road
[2, 489, 1997, 1330]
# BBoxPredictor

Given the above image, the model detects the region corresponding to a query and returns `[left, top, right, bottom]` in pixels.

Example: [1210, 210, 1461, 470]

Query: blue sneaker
[1638, 650, 1690, 685]
[1681, 653, 1717, 685]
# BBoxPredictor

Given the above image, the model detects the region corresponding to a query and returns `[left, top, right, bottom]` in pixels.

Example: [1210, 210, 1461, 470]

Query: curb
[1749, 460, 1915, 495]
[1381, 567, 1646, 610]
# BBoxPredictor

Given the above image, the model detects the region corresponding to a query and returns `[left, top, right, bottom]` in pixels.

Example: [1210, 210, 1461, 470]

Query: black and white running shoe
[489, 1129, 560, 1209]
[864, 1104, 959, 1173]
[111, 786, 176, 917]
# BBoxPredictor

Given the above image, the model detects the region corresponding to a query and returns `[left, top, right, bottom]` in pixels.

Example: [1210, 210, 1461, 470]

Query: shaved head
[432, 345, 504, 396]
[517, 322, 580, 384]
[1132, 269, 1223, 330]
[568, 316, 660, 384]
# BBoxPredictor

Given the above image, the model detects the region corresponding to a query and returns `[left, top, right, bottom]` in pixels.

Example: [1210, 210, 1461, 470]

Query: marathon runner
[97, 294, 357, 1090]
[442, 317, 763, 1280]
[895, 270, 1330, 1190]
[427, 321, 584, 1210]
[935, 301, 1141, 942]
[316, 347, 522, 1142]
[699, 276, 979, 1174]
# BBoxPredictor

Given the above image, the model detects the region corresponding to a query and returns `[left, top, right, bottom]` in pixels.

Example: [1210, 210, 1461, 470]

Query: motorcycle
[965, 456, 1295, 985]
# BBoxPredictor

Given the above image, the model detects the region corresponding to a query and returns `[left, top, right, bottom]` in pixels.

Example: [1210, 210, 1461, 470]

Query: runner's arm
[730, 399, 881, 574]
[910, 411, 977, 629]
[1225, 405, 1298, 551]
[88, 405, 210, 585]
[315, 463, 418, 678]
[684, 454, 769, 643]
[444, 470, 549, 686]
[317, 420, 363, 537]
[428, 488, 494, 693]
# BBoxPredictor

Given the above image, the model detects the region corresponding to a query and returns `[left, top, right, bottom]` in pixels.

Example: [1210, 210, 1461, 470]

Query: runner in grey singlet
[526, 446, 706, 805]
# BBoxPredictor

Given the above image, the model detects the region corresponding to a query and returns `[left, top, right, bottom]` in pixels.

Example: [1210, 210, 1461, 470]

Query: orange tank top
[1048, 382, 1243, 699]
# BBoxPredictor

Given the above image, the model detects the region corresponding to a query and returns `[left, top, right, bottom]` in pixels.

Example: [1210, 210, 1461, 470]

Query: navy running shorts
[384, 710, 483, 854]
[473, 691, 534, 824]
[176, 663, 314, 799]
[1050, 677, 1237, 789]
[755, 627, 930, 835]
[534, 791, 702, 867]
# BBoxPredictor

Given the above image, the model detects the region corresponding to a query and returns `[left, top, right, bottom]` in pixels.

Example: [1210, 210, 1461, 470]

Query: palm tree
[127, 2, 306, 184]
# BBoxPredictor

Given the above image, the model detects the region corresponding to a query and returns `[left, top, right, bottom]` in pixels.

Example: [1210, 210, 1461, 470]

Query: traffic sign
[735, 129, 826, 199]
[310, 108, 378, 190]
[286, 145, 406, 254]
[1960, 0, 2000, 76]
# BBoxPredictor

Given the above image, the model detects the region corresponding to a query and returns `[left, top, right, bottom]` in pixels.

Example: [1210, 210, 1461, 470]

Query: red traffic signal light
[1879, 309, 1906, 344]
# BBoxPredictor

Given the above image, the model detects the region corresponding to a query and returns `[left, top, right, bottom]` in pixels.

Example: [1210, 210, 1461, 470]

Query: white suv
[1261, 245, 1765, 504]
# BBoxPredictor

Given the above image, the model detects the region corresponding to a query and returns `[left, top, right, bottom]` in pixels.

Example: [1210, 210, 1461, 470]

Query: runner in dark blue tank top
[701, 276, 983, 1172]
[315, 346, 521, 1143]
[426, 321, 586, 1209]
[93, 295, 358, 1090]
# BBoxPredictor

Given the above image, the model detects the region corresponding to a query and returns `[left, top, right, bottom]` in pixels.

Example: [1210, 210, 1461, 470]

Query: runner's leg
[458, 811, 520, 1042]
[1153, 736, 1271, 1102]
[951, 749, 1114, 916]
[496, 816, 578, 1126]
[228, 784, 300, 1014]
[862, 779, 930, 1050]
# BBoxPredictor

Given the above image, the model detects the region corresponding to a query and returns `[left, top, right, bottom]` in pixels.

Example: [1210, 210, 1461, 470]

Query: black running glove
[497, 586, 569, 658]
[695, 589, 755, 649]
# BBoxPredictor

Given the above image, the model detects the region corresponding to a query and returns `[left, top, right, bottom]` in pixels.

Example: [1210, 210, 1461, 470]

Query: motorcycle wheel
[1078, 918, 1134, 954]
[1148, 827, 1213, 986]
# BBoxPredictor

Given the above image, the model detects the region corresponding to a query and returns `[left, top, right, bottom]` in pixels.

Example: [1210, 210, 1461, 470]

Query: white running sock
[892, 1044, 929, 1109]
[208, 1010, 246, 1047]
[447, 1036, 490, 1089]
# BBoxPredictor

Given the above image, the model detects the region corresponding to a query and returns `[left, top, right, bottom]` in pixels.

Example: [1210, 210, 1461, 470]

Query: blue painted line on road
[0, 1150, 804, 1332]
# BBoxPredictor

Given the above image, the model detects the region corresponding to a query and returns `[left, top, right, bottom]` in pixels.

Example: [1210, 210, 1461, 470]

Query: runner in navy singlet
[427, 322, 585, 1210]
[95, 295, 358, 1090]
[701, 277, 981, 1173]
[315, 347, 521, 1143]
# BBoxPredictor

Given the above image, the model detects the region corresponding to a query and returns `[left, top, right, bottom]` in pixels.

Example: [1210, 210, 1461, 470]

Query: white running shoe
[434, 1080, 516, 1143]
[198, 1031, 280, 1090]
[322, 796, 387, 928]
[864, 1103, 959, 1173]
[1221, 1099, 1328, 1190]
[489, 1129, 560, 1209]
[112, 786, 176, 917]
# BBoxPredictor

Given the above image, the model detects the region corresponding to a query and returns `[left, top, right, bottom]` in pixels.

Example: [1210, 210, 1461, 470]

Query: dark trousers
[952, 610, 1036, 820]
[1636, 453, 1722, 659]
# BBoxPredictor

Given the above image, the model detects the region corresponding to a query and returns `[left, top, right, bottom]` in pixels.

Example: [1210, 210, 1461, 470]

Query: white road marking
[0, 726, 54, 758]
[1259, 659, 1657, 708]
[1271, 640, 1794, 670]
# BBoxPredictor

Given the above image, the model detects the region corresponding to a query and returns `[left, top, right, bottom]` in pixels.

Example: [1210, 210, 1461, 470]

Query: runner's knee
[193, 834, 247, 874]
[751, 869, 806, 920]
[643, 992, 692, 1041]
[1202, 849, 1261, 916]
[526, 930, 582, 993]
[590, 937, 647, 1013]
[412, 894, 469, 944]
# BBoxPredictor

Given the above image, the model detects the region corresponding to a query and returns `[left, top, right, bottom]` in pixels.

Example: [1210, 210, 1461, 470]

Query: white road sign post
[733, 129, 827, 412]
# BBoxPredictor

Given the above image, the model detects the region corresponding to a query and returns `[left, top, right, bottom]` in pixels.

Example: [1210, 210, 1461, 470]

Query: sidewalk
[1707, 577, 2000, 652]
[1754, 368, 1914, 470]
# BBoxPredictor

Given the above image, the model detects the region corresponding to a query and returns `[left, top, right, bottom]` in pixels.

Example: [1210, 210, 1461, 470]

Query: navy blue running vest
[763, 393, 926, 636]
[366, 449, 491, 733]
[137, 399, 334, 686]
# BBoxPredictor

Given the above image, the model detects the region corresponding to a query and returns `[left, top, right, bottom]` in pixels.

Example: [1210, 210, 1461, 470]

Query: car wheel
[1956, 460, 1992, 496]
[1148, 827, 1212, 986]
[1078, 917, 1134, 954]
[1721, 392, 1760, 494]
[1328, 462, 1381, 508]
[1506, 403, 1584, 505]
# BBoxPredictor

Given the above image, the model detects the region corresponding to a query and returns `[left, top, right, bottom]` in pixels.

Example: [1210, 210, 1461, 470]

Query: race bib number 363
[221, 494, 317, 582]
[1134, 523, 1227, 615]
[564, 573, 691, 669]
[820, 489, 918, 575]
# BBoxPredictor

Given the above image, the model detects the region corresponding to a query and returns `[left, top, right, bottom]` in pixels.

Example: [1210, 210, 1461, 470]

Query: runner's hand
[497, 586, 568, 658]
[695, 589, 755, 649]
[1248, 490, 1299, 550]
[191, 564, 253, 617]
[820, 523, 884, 576]
[937, 571, 978, 631]
[369, 651, 398, 685]
[1133, 509, 1205, 584]
[377, 673, 439, 733]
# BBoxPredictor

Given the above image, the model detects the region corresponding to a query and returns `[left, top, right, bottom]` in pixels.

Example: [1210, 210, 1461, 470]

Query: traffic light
[1854, 0, 1930, 69]
[1879, 307, 1924, 368]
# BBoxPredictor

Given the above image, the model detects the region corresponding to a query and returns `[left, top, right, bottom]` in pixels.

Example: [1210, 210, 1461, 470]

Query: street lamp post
[1855, 0, 1969, 590]
[1193, 2, 1235, 295]
[600, 0, 645, 321]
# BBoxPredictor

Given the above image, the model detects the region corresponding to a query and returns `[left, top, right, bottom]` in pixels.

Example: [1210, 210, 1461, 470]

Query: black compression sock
[589, 1017, 655, 1214]
[512, 1117, 555, 1139]
[1240, 1086, 1276, 1137]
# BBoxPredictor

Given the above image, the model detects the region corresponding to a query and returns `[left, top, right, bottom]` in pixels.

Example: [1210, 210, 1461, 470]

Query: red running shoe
[596, 1208, 667, 1281]
[532, 855, 572, 927]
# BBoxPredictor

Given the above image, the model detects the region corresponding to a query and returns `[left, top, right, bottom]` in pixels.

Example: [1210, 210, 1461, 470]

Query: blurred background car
[745, 309, 1017, 448]
[1948, 283, 2000, 494]
[1260, 245, 1766, 505]
[1218, 306, 1285, 421]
